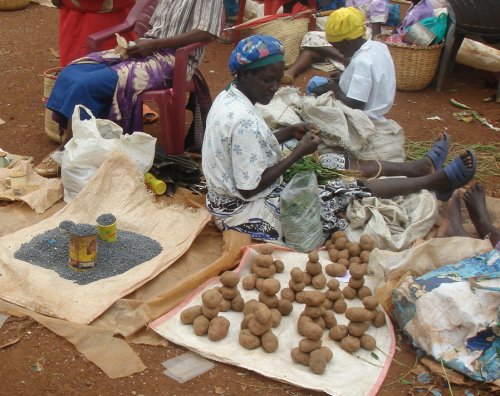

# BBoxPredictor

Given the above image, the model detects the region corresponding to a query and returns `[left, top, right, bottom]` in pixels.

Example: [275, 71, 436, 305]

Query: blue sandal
[436, 149, 477, 201]
[426, 132, 450, 170]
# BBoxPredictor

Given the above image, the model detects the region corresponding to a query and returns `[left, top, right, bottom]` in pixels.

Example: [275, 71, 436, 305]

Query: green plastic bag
[420, 13, 448, 44]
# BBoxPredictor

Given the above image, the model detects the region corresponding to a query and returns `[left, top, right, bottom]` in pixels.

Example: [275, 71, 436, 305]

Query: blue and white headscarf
[228, 35, 285, 74]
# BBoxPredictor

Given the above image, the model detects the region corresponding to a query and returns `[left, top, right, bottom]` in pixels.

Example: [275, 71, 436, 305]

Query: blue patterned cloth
[228, 35, 285, 74]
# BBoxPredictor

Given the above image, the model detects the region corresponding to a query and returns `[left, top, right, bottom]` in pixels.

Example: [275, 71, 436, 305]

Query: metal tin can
[97, 221, 117, 243]
[68, 233, 97, 271]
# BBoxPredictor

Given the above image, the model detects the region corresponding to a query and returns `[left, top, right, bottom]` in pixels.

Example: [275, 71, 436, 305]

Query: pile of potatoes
[180, 288, 230, 341]
[304, 252, 327, 290]
[242, 246, 285, 291]
[325, 232, 374, 271]
[291, 291, 334, 374]
[239, 300, 279, 353]
[325, 278, 347, 314]
[218, 271, 245, 312]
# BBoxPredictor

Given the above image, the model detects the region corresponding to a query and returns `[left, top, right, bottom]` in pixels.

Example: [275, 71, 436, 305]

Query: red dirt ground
[0, 4, 498, 396]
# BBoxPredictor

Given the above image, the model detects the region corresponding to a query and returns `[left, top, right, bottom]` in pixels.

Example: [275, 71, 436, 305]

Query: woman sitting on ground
[201, 34, 477, 242]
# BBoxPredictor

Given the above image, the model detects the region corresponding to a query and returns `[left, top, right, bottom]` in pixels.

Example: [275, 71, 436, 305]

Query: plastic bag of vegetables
[280, 171, 324, 252]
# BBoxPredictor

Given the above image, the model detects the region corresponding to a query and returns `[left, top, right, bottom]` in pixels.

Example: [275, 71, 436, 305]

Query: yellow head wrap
[325, 7, 366, 43]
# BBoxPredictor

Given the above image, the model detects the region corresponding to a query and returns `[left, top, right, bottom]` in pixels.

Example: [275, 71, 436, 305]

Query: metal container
[68, 233, 97, 271]
[97, 221, 117, 243]
[403, 22, 436, 47]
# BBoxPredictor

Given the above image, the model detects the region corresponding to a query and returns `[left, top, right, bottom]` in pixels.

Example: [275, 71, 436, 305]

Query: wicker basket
[246, 17, 309, 67]
[378, 35, 444, 91]
[43, 67, 63, 143]
[0, 0, 30, 11]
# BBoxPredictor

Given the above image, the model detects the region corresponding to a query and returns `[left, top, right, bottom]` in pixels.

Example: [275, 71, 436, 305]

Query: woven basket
[378, 35, 444, 91]
[247, 17, 309, 67]
[43, 67, 63, 143]
[0, 0, 30, 11]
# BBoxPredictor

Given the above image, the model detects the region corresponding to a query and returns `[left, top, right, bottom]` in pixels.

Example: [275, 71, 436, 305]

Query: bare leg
[436, 190, 468, 238]
[283, 47, 345, 82]
[364, 151, 473, 199]
[463, 183, 499, 247]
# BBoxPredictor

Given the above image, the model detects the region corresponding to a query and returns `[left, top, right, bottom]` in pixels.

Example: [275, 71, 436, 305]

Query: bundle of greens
[283, 156, 361, 185]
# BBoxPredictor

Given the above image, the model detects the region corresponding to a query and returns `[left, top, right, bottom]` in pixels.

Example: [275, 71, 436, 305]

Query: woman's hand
[127, 39, 158, 58]
[294, 132, 320, 157]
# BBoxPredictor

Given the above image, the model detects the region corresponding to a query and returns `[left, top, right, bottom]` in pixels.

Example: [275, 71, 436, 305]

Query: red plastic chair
[87, 0, 219, 155]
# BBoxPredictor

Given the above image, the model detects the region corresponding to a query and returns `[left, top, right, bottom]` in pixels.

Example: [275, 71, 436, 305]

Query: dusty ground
[0, 4, 498, 396]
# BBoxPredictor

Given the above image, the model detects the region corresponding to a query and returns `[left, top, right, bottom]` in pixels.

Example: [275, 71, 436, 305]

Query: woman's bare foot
[463, 183, 499, 247]
[436, 190, 468, 238]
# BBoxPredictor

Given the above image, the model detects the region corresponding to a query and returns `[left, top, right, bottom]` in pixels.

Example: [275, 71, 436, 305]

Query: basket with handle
[0, 0, 30, 11]
[43, 67, 63, 143]
[377, 34, 444, 91]
[240, 16, 310, 68]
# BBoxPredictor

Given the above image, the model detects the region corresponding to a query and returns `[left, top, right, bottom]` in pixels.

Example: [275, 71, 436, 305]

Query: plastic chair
[435, 0, 500, 92]
[87, 0, 219, 154]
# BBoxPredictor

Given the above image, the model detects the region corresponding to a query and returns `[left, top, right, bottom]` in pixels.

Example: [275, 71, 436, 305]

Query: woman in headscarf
[202, 34, 477, 244]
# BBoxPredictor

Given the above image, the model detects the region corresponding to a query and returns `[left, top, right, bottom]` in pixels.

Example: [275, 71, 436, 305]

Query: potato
[327, 278, 340, 291]
[337, 258, 351, 268]
[303, 306, 325, 319]
[320, 346, 333, 363]
[325, 263, 347, 277]
[331, 231, 347, 241]
[280, 287, 295, 302]
[303, 291, 326, 307]
[277, 299, 293, 316]
[348, 277, 365, 289]
[220, 271, 240, 288]
[259, 245, 274, 255]
[202, 289, 223, 309]
[261, 330, 279, 353]
[193, 315, 210, 336]
[359, 250, 370, 263]
[309, 349, 327, 374]
[338, 249, 350, 260]
[208, 316, 230, 341]
[306, 261, 323, 276]
[360, 234, 375, 251]
[255, 254, 274, 268]
[259, 292, 279, 308]
[313, 316, 326, 329]
[242, 274, 257, 290]
[302, 322, 323, 341]
[347, 321, 370, 337]
[254, 302, 272, 324]
[251, 263, 276, 278]
[290, 267, 304, 283]
[248, 317, 272, 336]
[289, 280, 305, 293]
[273, 259, 285, 273]
[325, 289, 342, 301]
[202, 304, 220, 319]
[323, 310, 337, 329]
[240, 313, 254, 330]
[334, 237, 348, 250]
[342, 286, 357, 300]
[255, 277, 265, 291]
[349, 256, 362, 265]
[261, 278, 280, 296]
[322, 298, 333, 310]
[348, 243, 361, 257]
[312, 274, 327, 290]
[325, 240, 332, 249]
[299, 338, 322, 353]
[303, 272, 312, 286]
[341, 336, 361, 352]
[219, 298, 231, 312]
[362, 296, 379, 311]
[295, 291, 306, 304]
[243, 299, 259, 316]
[328, 325, 348, 341]
[180, 305, 202, 324]
[357, 286, 372, 299]
[345, 307, 372, 322]
[270, 308, 282, 327]
[328, 248, 339, 262]
[298, 314, 313, 329]
[220, 285, 239, 300]
[360, 334, 376, 351]
[291, 347, 310, 366]
[349, 263, 365, 280]
[372, 311, 386, 328]
[239, 329, 261, 349]
[308, 251, 320, 263]
[231, 295, 245, 312]
[332, 298, 347, 314]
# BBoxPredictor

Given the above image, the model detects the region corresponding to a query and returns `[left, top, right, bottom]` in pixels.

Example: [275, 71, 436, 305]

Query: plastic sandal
[425, 132, 450, 170]
[436, 149, 477, 201]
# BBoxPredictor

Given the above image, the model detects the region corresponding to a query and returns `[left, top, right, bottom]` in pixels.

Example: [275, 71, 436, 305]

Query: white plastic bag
[57, 105, 156, 203]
